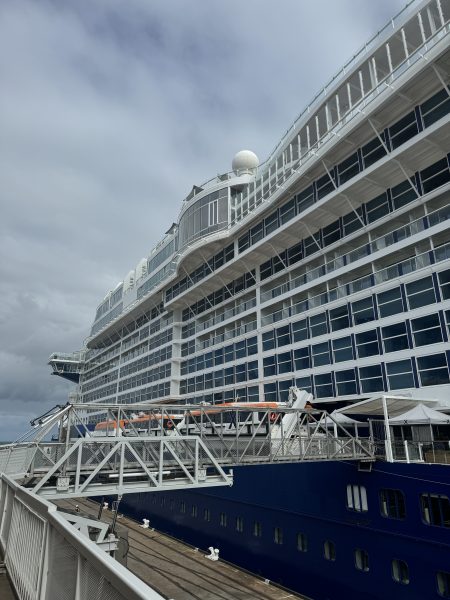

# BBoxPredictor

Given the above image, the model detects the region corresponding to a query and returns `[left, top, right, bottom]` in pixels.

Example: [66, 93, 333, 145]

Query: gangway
[0, 399, 373, 500]
[0, 396, 373, 600]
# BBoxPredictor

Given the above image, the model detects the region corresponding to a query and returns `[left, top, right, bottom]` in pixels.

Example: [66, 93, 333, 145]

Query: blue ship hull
[117, 460, 450, 600]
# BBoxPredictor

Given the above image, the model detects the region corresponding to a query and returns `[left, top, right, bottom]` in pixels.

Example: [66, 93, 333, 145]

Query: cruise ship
[49, 1, 450, 598]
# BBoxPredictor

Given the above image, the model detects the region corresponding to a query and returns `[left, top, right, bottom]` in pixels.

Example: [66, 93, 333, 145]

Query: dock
[57, 498, 306, 600]
[0, 570, 15, 600]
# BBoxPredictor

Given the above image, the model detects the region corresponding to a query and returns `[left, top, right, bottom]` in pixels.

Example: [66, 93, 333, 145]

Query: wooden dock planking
[56, 498, 306, 600]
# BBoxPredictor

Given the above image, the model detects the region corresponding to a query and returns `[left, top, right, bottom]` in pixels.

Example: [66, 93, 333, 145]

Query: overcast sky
[0, 0, 408, 439]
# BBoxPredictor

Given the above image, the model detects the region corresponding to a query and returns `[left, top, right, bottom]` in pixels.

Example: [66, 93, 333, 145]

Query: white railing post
[382, 396, 394, 462]
[404, 440, 410, 464]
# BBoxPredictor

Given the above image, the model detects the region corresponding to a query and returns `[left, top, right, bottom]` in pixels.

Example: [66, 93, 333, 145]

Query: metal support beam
[367, 118, 420, 199]
[431, 64, 450, 97]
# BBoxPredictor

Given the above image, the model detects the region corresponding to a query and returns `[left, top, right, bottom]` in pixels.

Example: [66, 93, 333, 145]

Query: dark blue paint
[118, 461, 450, 600]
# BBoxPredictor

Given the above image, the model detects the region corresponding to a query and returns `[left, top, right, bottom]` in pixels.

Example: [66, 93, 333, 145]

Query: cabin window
[342, 206, 364, 235]
[392, 559, 409, 584]
[204, 509, 211, 522]
[310, 313, 328, 337]
[253, 521, 262, 537]
[391, 179, 417, 210]
[382, 322, 409, 353]
[324, 540, 336, 561]
[439, 269, 450, 300]
[351, 297, 375, 326]
[294, 347, 311, 370]
[219, 512, 227, 527]
[354, 549, 369, 572]
[236, 517, 244, 533]
[386, 359, 414, 390]
[355, 330, 379, 358]
[263, 355, 276, 377]
[312, 342, 331, 367]
[180, 501, 186, 514]
[417, 354, 450, 387]
[208, 199, 218, 226]
[420, 158, 450, 194]
[377, 286, 403, 318]
[277, 352, 293, 374]
[276, 325, 291, 347]
[297, 533, 308, 552]
[329, 305, 350, 331]
[380, 489, 406, 519]
[421, 88, 450, 128]
[362, 137, 387, 171]
[411, 313, 443, 346]
[421, 494, 450, 528]
[346, 485, 368, 512]
[405, 277, 436, 310]
[332, 336, 353, 363]
[191, 505, 198, 518]
[437, 571, 450, 598]
[358, 364, 384, 394]
[292, 318, 308, 342]
[388, 110, 418, 150]
[335, 369, 357, 396]
[314, 373, 333, 398]
[274, 527, 283, 545]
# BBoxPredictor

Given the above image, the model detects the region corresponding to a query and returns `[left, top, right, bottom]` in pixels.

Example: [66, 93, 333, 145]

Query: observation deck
[48, 351, 85, 383]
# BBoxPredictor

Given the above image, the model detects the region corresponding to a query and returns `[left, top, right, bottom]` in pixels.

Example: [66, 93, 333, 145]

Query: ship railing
[261, 239, 450, 326]
[48, 350, 85, 362]
[388, 440, 450, 464]
[230, 12, 450, 228]
[372, 440, 450, 464]
[0, 473, 163, 600]
[260, 200, 450, 304]
[68, 404, 374, 467]
[196, 0, 439, 194]
[0, 404, 374, 499]
[197, 297, 257, 332]
[199, 319, 257, 350]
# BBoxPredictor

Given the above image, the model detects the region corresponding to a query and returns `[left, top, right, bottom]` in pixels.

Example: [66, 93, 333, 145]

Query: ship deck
[57, 498, 307, 600]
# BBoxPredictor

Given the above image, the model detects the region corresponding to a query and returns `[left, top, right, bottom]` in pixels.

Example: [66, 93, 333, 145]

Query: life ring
[269, 412, 278, 423]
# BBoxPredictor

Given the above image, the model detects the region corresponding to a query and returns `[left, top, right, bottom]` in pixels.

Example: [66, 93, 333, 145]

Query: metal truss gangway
[0, 400, 373, 500]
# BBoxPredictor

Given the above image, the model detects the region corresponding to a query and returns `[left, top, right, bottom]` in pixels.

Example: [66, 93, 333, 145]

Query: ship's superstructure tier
[75, 0, 450, 416]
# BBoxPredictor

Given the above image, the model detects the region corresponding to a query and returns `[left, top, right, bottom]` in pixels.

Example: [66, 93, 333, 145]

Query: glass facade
[178, 187, 229, 250]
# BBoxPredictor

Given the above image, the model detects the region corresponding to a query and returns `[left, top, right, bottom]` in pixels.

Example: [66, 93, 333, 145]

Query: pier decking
[0, 570, 15, 600]
[57, 498, 306, 600]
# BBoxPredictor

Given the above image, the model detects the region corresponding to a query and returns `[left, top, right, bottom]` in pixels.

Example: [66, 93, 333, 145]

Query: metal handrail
[0, 474, 163, 600]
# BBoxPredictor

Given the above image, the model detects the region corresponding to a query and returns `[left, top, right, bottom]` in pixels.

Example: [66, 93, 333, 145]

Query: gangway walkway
[0, 398, 371, 600]
[0, 400, 373, 499]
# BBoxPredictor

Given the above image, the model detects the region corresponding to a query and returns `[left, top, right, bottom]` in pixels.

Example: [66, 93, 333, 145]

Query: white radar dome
[232, 150, 259, 175]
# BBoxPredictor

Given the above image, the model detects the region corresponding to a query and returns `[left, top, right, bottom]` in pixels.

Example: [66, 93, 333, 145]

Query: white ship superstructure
[57, 0, 450, 425]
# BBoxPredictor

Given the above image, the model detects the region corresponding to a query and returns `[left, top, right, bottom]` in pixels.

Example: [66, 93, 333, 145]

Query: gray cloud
[0, 0, 406, 439]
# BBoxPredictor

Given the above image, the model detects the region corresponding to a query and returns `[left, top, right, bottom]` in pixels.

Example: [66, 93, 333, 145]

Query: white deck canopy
[336, 395, 442, 462]
[389, 403, 450, 425]
[335, 395, 438, 417]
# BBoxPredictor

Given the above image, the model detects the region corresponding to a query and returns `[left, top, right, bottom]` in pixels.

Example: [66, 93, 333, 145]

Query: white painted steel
[0, 402, 373, 499]
[0, 474, 164, 600]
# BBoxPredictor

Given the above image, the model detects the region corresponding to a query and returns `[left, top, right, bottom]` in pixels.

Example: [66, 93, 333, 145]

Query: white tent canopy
[389, 403, 450, 425]
[336, 395, 438, 417]
[323, 411, 361, 426]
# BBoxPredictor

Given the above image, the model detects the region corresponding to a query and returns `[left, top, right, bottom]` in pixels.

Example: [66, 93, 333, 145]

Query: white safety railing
[0, 473, 164, 600]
